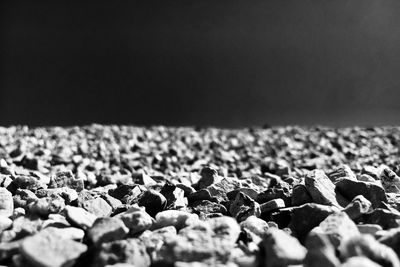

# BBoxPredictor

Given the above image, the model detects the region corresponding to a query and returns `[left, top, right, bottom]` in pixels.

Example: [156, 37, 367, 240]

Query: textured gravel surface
[0, 125, 400, 266]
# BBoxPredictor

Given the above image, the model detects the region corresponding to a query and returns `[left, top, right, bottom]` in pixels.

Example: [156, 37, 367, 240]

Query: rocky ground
[0, 124, 399, 266]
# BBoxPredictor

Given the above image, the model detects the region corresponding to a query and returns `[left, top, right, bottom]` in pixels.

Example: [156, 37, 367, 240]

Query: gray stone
[343, 195, 372, 220]
[87, 217, 129, 246]
[20, 230, 87, 267]
[229, 192, 261, 222]
[115, 206, 153, 234]
[240, 215, 269, 237]
[153, 210, 198, 230]
[65, 205, 97, 229]
[304, 232, 340, 267]
[82, 197, 112, 217]
[0, 188, 13, 217]
[305, 170, 342, 208]
[260, 198, 285, 213]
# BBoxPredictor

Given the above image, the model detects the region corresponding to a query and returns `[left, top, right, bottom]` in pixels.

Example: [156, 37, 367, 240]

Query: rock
[336, 179, 388, 208]
[207, 178, 242, 203]
[139, 226, 177, 262]
[135, 171, 157, 186]
[304, 232, 340, 267]
[65, 205, 97, 229]
[1, 216, 42, 242]
[153, 210, 199, 230]
[262, 228, 307, 267]
[227, 188, 258, 201]
[312, 212, 359, 248]
[191, 200, 227, 218]
[260, 198, 285, 213]
[291, 184, 313, 206]
[379, 165, 400, 193]
[7, 175, 45, 193]
[289, 203, 339, 241]
[159, 183, 187, 209]
[29, 194, 65, 217]
[343, 195, 372, 220]
[93, 238, 150, 267]
[328, 164, 357, 184]
[0, 240, 20, 262]
[340, 235, 400, 267]
[257, 183, 291, 206]
[240, 215, 269, 237]
[20, 230, 87, 267]
[175, 183, 196, 196]
[114, 206, 153, 234]
[357, 224, 383, 235]
[13, 189, 38, 209]
[50, 170, 84, 192]
[341, 257, 383, 267]
[0, 188, 13, 217]
[82, 197, 112, 217]
[229, 192, 261, 222]
[87, 217, 129, 246]
[196, 166, 219, 189]
[101, 194, 122, 211]
[137, 189, 167, 217]
[305, 170, 342, 208]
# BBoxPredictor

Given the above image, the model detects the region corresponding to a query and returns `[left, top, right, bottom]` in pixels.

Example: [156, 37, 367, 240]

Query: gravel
[0, 124, 400, 266]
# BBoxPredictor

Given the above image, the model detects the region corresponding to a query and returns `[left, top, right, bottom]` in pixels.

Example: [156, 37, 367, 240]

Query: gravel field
[0, 124, 400, 266]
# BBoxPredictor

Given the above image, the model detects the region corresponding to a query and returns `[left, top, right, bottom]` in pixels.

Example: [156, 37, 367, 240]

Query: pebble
[153, 210, 198, 230]
[196, 166, 219, 189]
[240, 215, 269, 237]
[379, 165, 400, 193]
[328, 164, 357, 184]
[343, 195, 372, 220]
[341, 257, 383, 267]
[357, 224, 383, 235]
[20, 230, 87, 267]
[0, 216, 12, 232]
[260, 198, 285, 214]
[304, 231, 340, 267]
[50, 171, 84, 192]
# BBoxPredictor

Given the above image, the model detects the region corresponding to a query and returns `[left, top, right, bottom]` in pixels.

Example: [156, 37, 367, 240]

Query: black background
[1, 0, 400, 127]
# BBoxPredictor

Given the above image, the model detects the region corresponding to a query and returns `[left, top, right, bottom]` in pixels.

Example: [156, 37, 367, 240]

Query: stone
[196, 166, 219, 189]
[13, 189, 38, 209]
[87, 217, 129, 247]
[101, 194, 122, 211]
[138, 189, 167, 217]
[304, 170, 342, 208]
[240, 215, 269, 237]
[328, 164, 357, 184]
[289, 203, 339, 242]
[336, 179, 388, 208]
[82, 197, 112, 217]
[343, 195, 372, 220]
[139, 226, 177, 262]
[65, 205, 97, 229]
[0, 240, 20, 262]
[29, 194, 65, 217]
[312, 212, 359, 248]
[363, 208, 400, 229]
[20, 230, 87, 267]
[260, 198, 285, 213]
[114, 206, 153, 234]
[7, 175, 45, 193]
[379, 165, 400, 193]
[304, 232, 340, 267]
[340, 235, 400, 267]
[153, 210, 199, 230]
[207, 178, 242, 203]
[291, 184, 313, 206]
[50, 170, 84, 192]
[93, 238, 150, 267]
[0, 188, 13, 217]
[379, 228, 400, 258]
[229, 192, 261, 222]
[262, 228, 307, 267]
[160, 183, 187, 209]
[191, 200, 227, 217]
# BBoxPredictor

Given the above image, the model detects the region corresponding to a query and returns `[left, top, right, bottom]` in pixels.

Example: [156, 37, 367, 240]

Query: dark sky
[1, 0, 400, 127]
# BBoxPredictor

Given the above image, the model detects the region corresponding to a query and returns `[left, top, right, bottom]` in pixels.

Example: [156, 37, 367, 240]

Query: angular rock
[137, 189, 167, 217]
[114, 206, 153, 234]
[196, 166, 219, 189]
[50, 171, 84, 192]
[305, 170, 343, 208]
[260, 198, 285, 214]
[87, 217, 129, 246]
[192, 200, 227, 218]
[65, 205, 97, 229]
[240, 215, 269, 237]
[363, 208, 400, 229]
[29, 194, 65, 217]
[229, 192, 261, 222]
[341, 257, 383, 267]
[291, 184, 313, 206]
[20, 230, 87, 267]
[357, 224, 383, 235]
[262, 228, 307, 267]
[379, 228, 400, 258]
[159, 182, 187, 209]
[82, 197, 112, 217]
[328, 164, 357, 184]
[336, 179, 387, 208]
[343, 195, 372, 221]
[379, 165, 400, 193]
[40, 226, 85, 240]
